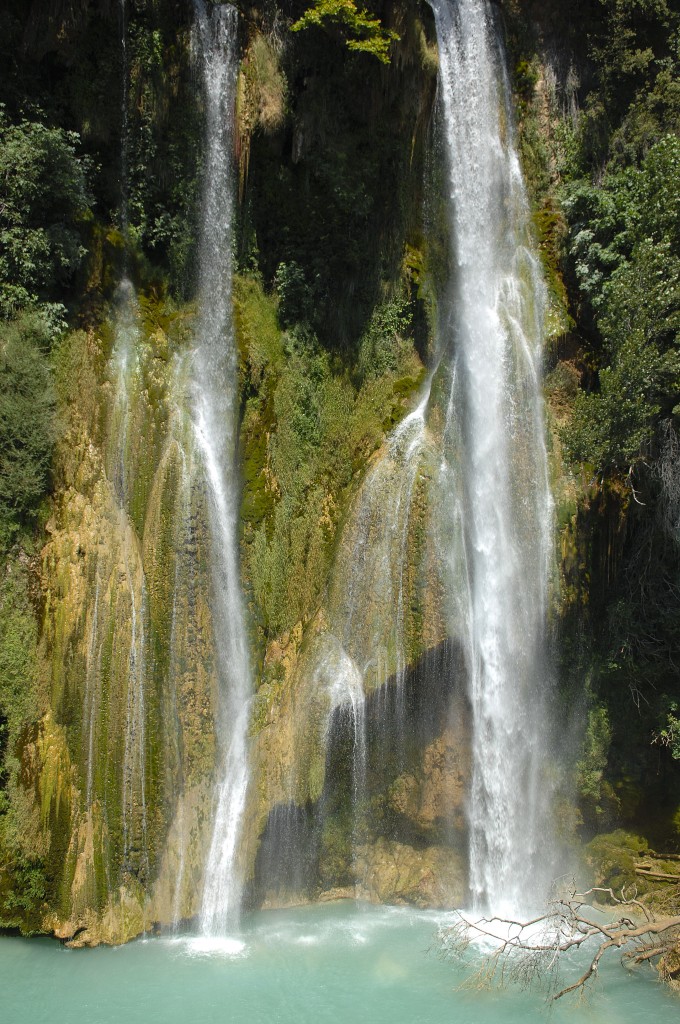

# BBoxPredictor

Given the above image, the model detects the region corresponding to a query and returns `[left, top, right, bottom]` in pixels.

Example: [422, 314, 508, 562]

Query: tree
[562, 137, 680, 474]
[0, 313, 56, 544]
[440, 884, 680, 1000]
[0, 108, 90, 317]
[290, 0, 399, 64]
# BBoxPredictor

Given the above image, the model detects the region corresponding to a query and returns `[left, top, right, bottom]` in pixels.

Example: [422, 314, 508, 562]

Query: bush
[0, 314, 57, 545]
[562, 137, 680, 472]
[0, 561, 44, 932]
[0, 109, 90, 317]
[274, 262, 315, 328]
[291, 0, 399, 64]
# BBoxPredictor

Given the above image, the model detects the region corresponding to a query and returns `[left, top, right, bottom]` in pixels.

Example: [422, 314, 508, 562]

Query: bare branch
[439, 885, 680, 1002]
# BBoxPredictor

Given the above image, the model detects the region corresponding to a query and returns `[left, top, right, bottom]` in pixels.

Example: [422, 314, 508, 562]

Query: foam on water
[183, 936, 248, 959]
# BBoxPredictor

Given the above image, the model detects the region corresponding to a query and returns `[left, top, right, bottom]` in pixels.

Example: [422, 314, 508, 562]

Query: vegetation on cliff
[500, 0, 680, 892]
[291, 0, 399, 63]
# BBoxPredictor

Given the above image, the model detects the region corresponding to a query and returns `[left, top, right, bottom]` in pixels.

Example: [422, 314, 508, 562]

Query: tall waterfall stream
[191, 0, 252, 936]
[432, 0, 554, 915]
[288, 0, 555, 919]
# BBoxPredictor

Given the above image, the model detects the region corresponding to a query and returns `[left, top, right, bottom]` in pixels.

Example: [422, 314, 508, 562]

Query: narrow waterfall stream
[432, 0, 554, 915]
[322, 389, 431, 746]
[80, 0, 153, 885]
[191, 1, 252, 936]
[113, 6, 149, 874]
[106, 282, 150, 878]
[288, 379, 436, 898]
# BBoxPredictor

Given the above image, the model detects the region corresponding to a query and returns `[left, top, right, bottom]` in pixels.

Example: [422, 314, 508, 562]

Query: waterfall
[328, 391, 432, 703]
[191, 0, 252, 936]
[284, 382, 433, 896]
[431, 0, 554, 915]
[79, 0, 153, 885]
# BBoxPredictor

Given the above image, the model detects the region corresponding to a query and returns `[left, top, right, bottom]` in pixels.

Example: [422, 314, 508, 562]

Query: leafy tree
[0, 314, 56, 545]
[291, 0, 399, 64]
[274, 261, 315, 327]
[0, 109, 90, 317]
[576, 0, 680, 167]
[563, 137, 680, 471]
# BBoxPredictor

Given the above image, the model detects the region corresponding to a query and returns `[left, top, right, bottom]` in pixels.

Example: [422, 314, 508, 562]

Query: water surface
[2, 902, 677, 1024]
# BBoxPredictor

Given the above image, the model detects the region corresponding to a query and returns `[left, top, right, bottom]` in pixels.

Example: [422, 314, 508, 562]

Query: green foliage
[249, 2, 433, 348]
[564, 329, 666, 470]
[0, 313, 57, 548]
[576, 0, 680, 168]
[0, 563, 38, 753]
[576, 703, 612, 802]
[0, 857, 48, 932]
[291, 0, 399, 64]
[238, 276, 422, 640]
[125, 20, 200, 296]
[356, 297, 413, 382]
[0, 560, 45, 932]
[0, 109, 90, 317]
[585, 829, 650, 891]
[562, 137, 680, 471]
[655, 701, 680, 760]
[274, 261, 315, 328]
[514, 58, 539, 100]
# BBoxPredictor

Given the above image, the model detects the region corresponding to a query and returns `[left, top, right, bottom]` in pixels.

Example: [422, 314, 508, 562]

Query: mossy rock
[584, 829, 649, 893]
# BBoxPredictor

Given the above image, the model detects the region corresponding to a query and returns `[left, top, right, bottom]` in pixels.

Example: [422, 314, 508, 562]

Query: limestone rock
[355, 839, 466, 908]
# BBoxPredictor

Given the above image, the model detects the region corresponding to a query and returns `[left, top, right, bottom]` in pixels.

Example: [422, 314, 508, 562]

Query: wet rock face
[387, 726, 470, 839]
[5, 0, 466, 938]
[355, 840, 466, 908]
[248, 640, 472, 910]
[24, 308, 226, 941]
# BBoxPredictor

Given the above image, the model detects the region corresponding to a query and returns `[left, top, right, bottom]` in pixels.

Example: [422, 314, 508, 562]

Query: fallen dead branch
[439, 882, 680, 1001]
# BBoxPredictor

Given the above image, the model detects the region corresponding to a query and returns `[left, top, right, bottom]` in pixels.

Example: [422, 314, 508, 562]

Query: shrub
[0, 314, 57, 545]
[0, 109, 90, 317]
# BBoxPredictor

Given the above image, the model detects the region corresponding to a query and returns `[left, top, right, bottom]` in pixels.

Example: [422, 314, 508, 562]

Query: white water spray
[192, 0, 252, 936]
[431, 0, 554, 916]
[304, 380, 433, 889]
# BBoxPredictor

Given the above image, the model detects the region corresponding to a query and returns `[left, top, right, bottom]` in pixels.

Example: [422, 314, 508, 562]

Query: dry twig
[439, 882, 680, 1001]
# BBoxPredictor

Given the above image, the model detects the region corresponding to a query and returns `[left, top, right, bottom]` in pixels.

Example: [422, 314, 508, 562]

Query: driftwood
[635, 866, 680, 882]
[439, 884, 680, 1001]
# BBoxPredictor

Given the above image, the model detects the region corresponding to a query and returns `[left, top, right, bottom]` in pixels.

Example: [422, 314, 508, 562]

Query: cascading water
[431, 0, 554, 916]
[290, 383, 434, 894]
[191, 0, 252, 936]
[80, 0, 152, 883]
[326, 390, 432, 704]
[109, 0, 152, 873]
[321, 385, 433, 765]
[102, 283, 151, 881]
